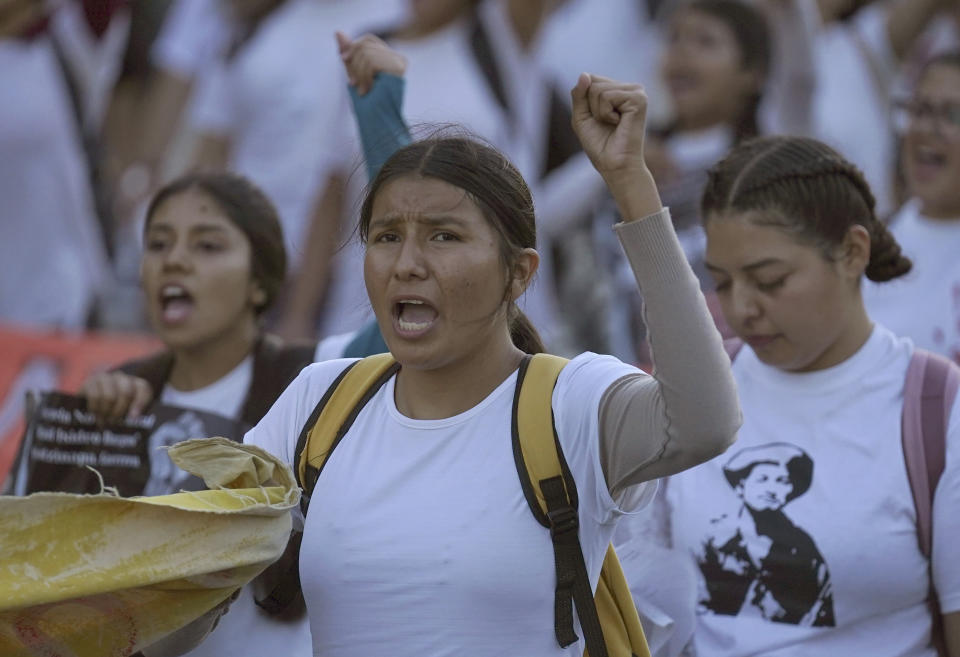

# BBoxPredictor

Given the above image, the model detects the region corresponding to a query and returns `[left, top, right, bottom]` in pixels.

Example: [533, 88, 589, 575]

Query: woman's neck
[168, 321, 259, 392]
[393, 333, 525, 420]
[798, 298, 873, 372]
[918, 199, 960, 221]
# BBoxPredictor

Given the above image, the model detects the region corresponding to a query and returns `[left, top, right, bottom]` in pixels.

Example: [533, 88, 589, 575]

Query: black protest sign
[12, 392, 244, 497]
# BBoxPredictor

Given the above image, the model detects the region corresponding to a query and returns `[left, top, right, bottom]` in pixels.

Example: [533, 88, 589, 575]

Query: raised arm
[570, 75, 741, 491]
[336, 32, 411, 183]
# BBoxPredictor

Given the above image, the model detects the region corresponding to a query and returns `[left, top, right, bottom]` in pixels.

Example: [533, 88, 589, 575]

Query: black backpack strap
[294, 363, 355, 514]
[467, 8, 511, 120]
[540, 476, 609, 656]
[542, 85, 582, 177]
[241, 334, 317, 428]
[511, 355, 609, 656]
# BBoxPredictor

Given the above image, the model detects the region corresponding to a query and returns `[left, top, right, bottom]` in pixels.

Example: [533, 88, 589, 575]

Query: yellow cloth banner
[0, 437, 299, 657]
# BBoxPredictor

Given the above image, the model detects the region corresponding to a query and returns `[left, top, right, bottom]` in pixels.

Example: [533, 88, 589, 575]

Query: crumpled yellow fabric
[0, 437, 300, 657]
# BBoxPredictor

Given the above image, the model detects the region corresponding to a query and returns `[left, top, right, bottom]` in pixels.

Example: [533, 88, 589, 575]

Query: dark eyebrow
[146, 222, 229, 236]
[741, 258, 787, 273]
[705, 258, 786, 274]
[368, 215, 471, 231]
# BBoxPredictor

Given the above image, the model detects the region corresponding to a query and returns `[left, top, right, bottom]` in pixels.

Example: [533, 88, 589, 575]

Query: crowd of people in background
[3, 0, 960, 656]
[4, 0, 957, 365]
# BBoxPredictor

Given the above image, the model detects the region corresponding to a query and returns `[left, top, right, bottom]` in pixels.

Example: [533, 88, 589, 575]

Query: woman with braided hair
[651, 135, 960, 655]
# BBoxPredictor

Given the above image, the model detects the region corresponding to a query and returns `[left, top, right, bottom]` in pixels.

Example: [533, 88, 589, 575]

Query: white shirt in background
[0, 37, 108, 330]
[536, 0, 668, 125]
[864, 200, 960, 364]
[190, 0, 356, 267]
[245, 352, 654, 657]
[665, 325, 960, 657]
[151, 0, 232, 79]
[812, 4, 899, 218]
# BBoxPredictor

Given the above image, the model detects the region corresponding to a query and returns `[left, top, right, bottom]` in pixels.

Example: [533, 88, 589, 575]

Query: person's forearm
[275, 173, 344, 340]
[191, 133, 231, 172]
[139, 70, 194, 169]
[605, 166, 663, 223]
[348, 74, 411, 182]
[533, 153, 608, 239]
[760, 0, 818, 136]
[598, 207, 741, 491]
[945, 611, 960, 657]
[886, 0, 945, 61]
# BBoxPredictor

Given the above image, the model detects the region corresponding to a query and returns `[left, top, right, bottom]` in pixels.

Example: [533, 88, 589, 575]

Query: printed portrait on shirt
[696, 442, 835, 627]
[142, 411, 207, 496]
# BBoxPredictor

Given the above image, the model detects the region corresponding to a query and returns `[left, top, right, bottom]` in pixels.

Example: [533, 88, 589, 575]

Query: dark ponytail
[508, 304, 545, 355]
[702, 135, 912, 283]
[864, 220, 912, 282]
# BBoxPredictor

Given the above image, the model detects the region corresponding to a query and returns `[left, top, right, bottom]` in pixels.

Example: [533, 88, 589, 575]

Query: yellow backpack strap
[513, 353, 608, 655]
[514, 353, 650, 657]
[294, 353, 399, 511]
[593, 546, 651, 657]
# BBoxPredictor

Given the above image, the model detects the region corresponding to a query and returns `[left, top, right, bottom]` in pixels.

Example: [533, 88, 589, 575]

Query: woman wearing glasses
[864, 53, 960, 364]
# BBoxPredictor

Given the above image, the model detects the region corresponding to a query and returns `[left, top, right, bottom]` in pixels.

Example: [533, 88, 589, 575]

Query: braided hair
[702, 136, 911, 282]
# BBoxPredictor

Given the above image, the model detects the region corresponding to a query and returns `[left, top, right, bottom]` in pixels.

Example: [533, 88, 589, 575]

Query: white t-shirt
[190, 0, 359, 268]
[0, 37, 108, 330]
[664, 325, 960, 657]
[151, 0, 232, 78]
[159, 355, 252, 420]
[864, 200, 960, 364]
[244, 351, 654, 656]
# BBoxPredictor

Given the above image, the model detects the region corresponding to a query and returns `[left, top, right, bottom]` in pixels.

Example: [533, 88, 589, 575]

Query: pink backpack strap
[902, 349, 960, 559]
[723, 338, 744, 362]
[902, 350, 959, 656]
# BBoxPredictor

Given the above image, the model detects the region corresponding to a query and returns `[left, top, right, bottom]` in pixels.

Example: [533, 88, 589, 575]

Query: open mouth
[393, 299, 439, 336]
[910, 145, 947, 182]
[744, 334, 780, 350]
[158, 284, 195, 325]
[915, 144, 947, 168]
[666, 71, 701, 98]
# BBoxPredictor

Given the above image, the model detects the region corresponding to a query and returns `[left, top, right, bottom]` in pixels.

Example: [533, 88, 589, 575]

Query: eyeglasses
[892, 98, 960, 137]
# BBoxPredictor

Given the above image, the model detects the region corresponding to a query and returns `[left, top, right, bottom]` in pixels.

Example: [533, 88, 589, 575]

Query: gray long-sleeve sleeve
[598, 208, 741, 495]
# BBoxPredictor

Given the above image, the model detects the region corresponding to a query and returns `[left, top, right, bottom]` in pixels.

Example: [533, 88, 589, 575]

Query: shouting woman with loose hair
[233, 35, 741, 657]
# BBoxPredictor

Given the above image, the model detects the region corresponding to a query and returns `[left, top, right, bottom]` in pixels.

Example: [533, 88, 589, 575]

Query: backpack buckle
[546, 507, 579, 538]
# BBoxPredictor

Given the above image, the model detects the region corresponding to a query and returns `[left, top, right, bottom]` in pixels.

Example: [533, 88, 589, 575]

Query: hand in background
[336, 31, 407, 96]
[570, 74, 661, 220]
[80, 371, 153, 420]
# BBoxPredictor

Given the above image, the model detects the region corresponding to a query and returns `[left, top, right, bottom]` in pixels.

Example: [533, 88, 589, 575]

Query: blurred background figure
[864, 52, 960, 364]
[0, 0, 125, 330]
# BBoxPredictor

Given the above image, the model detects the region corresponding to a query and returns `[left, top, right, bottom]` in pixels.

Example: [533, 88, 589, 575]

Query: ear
[841, 224, 871, 279]
[735, 67, 763, 99]
[509, 248, 540, 302]
[249, 280, 268, 309]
